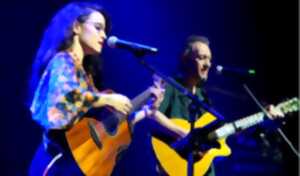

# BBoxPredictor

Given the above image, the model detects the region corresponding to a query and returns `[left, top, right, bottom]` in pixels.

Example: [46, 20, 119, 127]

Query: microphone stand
[223, 70, 300, 159]
[242, 83, 300, 159]
[187, 100, 200, 176]
[132, 53, 225, 176]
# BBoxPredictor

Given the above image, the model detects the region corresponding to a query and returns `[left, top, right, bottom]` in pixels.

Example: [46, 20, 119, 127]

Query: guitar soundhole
[88, 108, 120, 136]
[88, 121, 103, 149]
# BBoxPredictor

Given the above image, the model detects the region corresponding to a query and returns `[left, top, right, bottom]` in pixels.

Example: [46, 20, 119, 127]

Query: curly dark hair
[28, 2, 110, 103]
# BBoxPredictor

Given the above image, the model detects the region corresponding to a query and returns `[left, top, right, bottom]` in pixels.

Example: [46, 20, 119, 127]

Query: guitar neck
[112, 89, 152, 122]
[212, 97, 299, 140]
[212, 112, 265, 140]
[130, 88, 152, 113]
[233, 100, 296, 131]
[233, 112, 265, 131]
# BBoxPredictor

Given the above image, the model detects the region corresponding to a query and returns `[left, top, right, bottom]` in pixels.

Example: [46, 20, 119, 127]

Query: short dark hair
[182, 35, 210, 58]
[179, 35, 210, 72]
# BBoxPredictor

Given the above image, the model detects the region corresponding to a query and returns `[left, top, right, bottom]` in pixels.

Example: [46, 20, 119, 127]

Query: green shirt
[159, 83, 216, 176]
[159, 84, 206, 121]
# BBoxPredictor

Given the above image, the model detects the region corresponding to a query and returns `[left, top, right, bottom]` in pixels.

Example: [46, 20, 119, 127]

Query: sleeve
[31, 56, 99, 129]
[159, 84, 173, 115]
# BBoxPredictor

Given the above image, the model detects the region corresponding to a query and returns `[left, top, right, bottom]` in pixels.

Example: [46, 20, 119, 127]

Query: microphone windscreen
[107, 36, 118, 48]
[216, 65, 223, 74]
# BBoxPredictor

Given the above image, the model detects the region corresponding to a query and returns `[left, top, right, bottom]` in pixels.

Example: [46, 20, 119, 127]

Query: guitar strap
[42, 152, 63, 176]
[41, 130, 84, 175]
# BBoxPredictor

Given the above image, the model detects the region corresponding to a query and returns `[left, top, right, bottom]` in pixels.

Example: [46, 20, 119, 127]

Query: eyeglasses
[84, 21, 106, 32]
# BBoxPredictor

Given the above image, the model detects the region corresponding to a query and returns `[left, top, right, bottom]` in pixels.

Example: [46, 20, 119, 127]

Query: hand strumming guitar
[93, 93, 132, 115]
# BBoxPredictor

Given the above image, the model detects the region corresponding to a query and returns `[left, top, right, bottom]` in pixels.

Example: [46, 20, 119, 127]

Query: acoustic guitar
[152, 97, 299, 176]
[65, 89, 153, 176]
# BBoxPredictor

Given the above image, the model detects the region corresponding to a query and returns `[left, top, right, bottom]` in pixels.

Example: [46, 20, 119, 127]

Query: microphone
[107, 36, 158, 55]
[215, 65, 256, 77]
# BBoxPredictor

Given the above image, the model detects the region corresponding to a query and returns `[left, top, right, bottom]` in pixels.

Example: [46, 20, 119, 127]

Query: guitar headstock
[277, 97, 299, 115]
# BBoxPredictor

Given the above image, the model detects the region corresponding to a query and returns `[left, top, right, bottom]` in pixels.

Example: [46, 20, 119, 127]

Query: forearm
[152, 111, 188, 139]
[130, 109, 188, 140]
[90, 92, 107, 107]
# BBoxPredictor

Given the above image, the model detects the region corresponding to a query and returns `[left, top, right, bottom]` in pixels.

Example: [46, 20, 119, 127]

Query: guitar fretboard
[234, 112, 265, 130]
[212, 97, 299, 140]
[213, 112, 265, 139]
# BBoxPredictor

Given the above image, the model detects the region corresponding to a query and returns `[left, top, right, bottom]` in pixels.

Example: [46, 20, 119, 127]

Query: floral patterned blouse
[30, 52, 99, 130]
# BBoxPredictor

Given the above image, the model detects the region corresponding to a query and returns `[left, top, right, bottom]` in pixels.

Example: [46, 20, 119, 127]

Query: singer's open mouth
[201, 68, 208, 72]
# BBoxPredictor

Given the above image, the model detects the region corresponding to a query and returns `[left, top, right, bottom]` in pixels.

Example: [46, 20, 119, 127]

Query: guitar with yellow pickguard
[152, 97, 299, 176]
